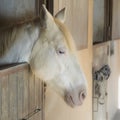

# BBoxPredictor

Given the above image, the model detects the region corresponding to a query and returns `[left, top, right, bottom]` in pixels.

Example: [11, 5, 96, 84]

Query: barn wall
[92, 0, 120, 119]
[92, 2, 120, 119]
[0, 63, 44, 120]
[107, 40, 120, 120]
[92, 39, 120, 120]
[45, 0, 93, 120]
[93, 43, 109, 120]
[54, 0, 88, 50]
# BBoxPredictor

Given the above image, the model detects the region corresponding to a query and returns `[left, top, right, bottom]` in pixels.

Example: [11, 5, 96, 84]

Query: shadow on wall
[112, 109, 120, 120]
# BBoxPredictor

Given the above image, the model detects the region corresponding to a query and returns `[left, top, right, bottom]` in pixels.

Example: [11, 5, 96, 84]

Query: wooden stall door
[92, 43, 109, 120]
[92, 1, 120, 120]
[0, 1, 45, 119]
[92, 41, 120, 120]
[45, 1, 93, 120]
[107, 0, 120, 119]
[0, 63, 44, 120]
[107, 0, 120, 116]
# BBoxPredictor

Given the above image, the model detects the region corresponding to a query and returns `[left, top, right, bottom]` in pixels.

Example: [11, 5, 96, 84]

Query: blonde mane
[54, 18, 76, 53]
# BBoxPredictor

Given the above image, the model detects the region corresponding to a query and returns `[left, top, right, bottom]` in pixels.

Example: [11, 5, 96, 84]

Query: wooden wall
[93, 1, 120, 115]
[93, 42, 120, 120]
[92, 40, 120, 120]
[93, 43, 109, 120]
[92, 1, 120, 120]
[107, 40, 120, 120]
[54, 0, 88, 50]
[0, 63, 44, 120]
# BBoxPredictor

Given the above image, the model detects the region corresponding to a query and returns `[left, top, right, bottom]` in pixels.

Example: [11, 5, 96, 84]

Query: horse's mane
[54, 18, 76, 53]
[0, 17, 40, 57]
[0, 16, 76, 57]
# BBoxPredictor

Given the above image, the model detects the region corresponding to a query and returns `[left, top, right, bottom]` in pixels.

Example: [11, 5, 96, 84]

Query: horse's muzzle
[64, 89, 87, 107]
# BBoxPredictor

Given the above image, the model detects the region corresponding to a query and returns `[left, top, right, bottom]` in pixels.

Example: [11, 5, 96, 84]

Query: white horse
[0, 5, 87, 107]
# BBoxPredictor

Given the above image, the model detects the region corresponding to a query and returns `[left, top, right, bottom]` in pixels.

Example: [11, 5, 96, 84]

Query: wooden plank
[41, 81, 45, 120]
[35, 78, 42, 120]
[93, 43, 109, 120]
[0, 63, 44, 120]
[1, 76, 9, 120]
[17, 71, 24, 120]
[0, 63, 28, 77]
[23, 69, 29, 118]
[35, 77, 41, 109]
[28, 74, 35, 113]
[53, 0, 59, 15]
[9, 73, 18, 120]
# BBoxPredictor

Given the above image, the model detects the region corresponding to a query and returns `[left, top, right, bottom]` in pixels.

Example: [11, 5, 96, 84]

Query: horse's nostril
[65, 93, 74, 107]
[64, 89, 87, 107]
[79, 90, 87, 101]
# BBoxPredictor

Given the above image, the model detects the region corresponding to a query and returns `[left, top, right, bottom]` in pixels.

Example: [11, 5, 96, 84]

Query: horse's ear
[40, 4, 54, 28]
[55, 8, 66, 23]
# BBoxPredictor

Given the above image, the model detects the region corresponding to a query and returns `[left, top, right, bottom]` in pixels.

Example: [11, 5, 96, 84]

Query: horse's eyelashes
[59, 50, 65, 54]
[57, 49, 65, 55]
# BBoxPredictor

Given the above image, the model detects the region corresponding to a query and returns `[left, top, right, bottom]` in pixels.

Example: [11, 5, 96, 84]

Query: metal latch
[22, 108, 41, 120]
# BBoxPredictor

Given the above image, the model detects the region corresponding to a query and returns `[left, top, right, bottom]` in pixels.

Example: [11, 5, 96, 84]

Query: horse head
[30, 5, 87, 107]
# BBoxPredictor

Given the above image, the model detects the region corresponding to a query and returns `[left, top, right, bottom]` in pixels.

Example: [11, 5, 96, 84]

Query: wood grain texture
[23, 69, 29, 118]
[0, 63, 44, 120]
[0, 0, 44, 119]
[29, 74, 35, 113]
[107, 40, 120, 120]
[17, 71, 24, 119]
[9, 73, 18, 120]
[93, 43, 109, 120]
[54, 0, 88, 50]
[1, 76, 9, 120]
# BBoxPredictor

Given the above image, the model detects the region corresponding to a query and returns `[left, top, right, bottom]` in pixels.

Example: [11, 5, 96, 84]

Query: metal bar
[21, 108, 41, 120]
